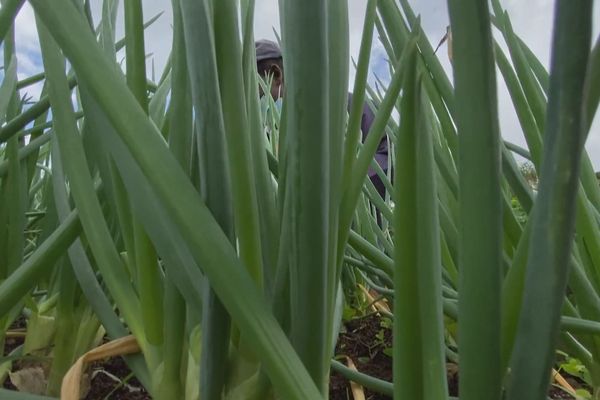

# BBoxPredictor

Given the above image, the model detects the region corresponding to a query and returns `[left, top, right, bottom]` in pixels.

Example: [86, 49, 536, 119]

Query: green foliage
[559, 354, 593, 388]
[0, 0, 598, 399]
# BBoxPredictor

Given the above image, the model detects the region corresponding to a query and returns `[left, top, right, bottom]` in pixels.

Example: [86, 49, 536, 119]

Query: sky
[5, 0, 600, 169]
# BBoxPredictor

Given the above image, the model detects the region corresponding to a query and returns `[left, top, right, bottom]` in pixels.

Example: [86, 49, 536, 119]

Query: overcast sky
[8, 0, 600, 169]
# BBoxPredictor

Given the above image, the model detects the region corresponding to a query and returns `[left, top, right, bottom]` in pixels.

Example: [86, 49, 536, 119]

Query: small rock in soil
[84, 356, 150, 400]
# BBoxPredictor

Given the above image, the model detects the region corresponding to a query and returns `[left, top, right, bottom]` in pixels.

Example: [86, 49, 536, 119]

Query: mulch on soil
[330, 313, 393, 400]
[0, 312, 592, 399]
[2, 315, 27, 392]
[329, 312, 585, 400]
[2, 316, 150, 400]
[84, 357, 150, 400]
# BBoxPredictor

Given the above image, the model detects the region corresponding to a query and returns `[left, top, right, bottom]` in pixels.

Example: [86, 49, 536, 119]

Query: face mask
[274, 97, 283, 112]
[260, 96, 283, 116]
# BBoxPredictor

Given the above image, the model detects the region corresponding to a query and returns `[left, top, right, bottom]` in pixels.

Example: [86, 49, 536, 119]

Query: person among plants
[255, 39, 389, 198]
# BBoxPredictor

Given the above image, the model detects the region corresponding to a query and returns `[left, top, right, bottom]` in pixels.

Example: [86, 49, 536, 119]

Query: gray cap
[255, 39, 282, 61]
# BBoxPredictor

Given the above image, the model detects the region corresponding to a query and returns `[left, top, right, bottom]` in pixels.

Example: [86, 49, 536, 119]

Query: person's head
[255, 39, 284, 100]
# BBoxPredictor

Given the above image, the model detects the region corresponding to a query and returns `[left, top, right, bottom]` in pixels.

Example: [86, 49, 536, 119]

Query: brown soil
[328, 313, 587, 400]
[2, 317, 150, 400]
[1, 313, 594, 399]
[84, 356, 150, 400]
[2, 315, 27, 392]
[3, 315, 26, 354]
[329, 313, 393, 400]
[548, 386, 576, 400]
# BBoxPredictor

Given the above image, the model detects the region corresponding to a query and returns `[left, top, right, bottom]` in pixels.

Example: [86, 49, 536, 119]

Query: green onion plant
[0, 0, 598, 399]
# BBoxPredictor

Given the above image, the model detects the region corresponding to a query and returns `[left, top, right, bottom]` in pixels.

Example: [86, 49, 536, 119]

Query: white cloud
[392, 0, 600, 170]
[254, 0, 280, 41]
[498, 0, 600, 171]
[15, 50, 39, 74]
[5, 3, 44, 101]
[14, 2, 38, 52]
[8, 0, 600, 170]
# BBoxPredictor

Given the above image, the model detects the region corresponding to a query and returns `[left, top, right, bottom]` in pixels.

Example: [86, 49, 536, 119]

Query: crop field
[0, 0, 599, 399]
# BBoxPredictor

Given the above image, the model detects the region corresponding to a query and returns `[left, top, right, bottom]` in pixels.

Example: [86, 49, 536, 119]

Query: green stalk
[325, 0, 348, 362]
[178, 0, 234, 397]
[433, 137, 458, 199]
[167, 0, 192, 173]
[393, 46, 447, 399]
[392, 47, 421, 399]
[376, 0, 458, 156]
[77, 3, 139, 287]
[578, 37, 600, 214]
[156, 275, 185, 400]
[363, 181, 393, 225]
[212, 0, 265, 378]
[0, 11, 162, 144]
[397, 0, 456, 115]
[356, 194, 377, 247]
[155, 3, 191, 397]
[241, 0, 280, 298]
[16, 72, 45, 89]
[447, 1, 503, 399]
[131, 178, 164, 347]
[493, 5, 547, 134]
[46, 142, 89, 396]
[0, 132, 52, 178]
[124, 0, 147, 110]
[280, 0, 329, 392]
[49, 137, 151, 388]
[0, 0, 24, 46]
[0, 389, 57, 400]
[96, 120, 207, 308]
[341, 0, 376, 196]
[335, 3, 375, 343]
[35, 12, 145, 351]
[124, 0, 164, 349]
[494, 7, 600, 213]
[507, 0, 593, 398]
[0, 9, 23, 278]
[0, 34, 29, 318]
[106, 158, 137, 276]
[46, 259, 77, 396]
[23, 85, 50, 190]
[567, 254, 600, 386]
[0, 209, 80, 319]
[501, 146, 535, 212]
[0, 57, 17, 124]
[337, 37, 417, 274]
[348, 230, 394, 277]
[584, 35, 599, 132]
[331, 359, 394, 397]
[415, 93, 449, 400]
[213, 0, 264, 289]
[561, 317, 600, 336]
[576, 191, 600, 287]
[270, 190, 293, 333]
[514, 36, 550, 94]
[501, 219, 532, 370]
[1, 134, 25, 276]
[0, 76, 77, 144]
[495, 42, 545, 165]
[99, 0, 119, 71]
[49, 143, 141, 348]
[0, 111, 22, 366]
